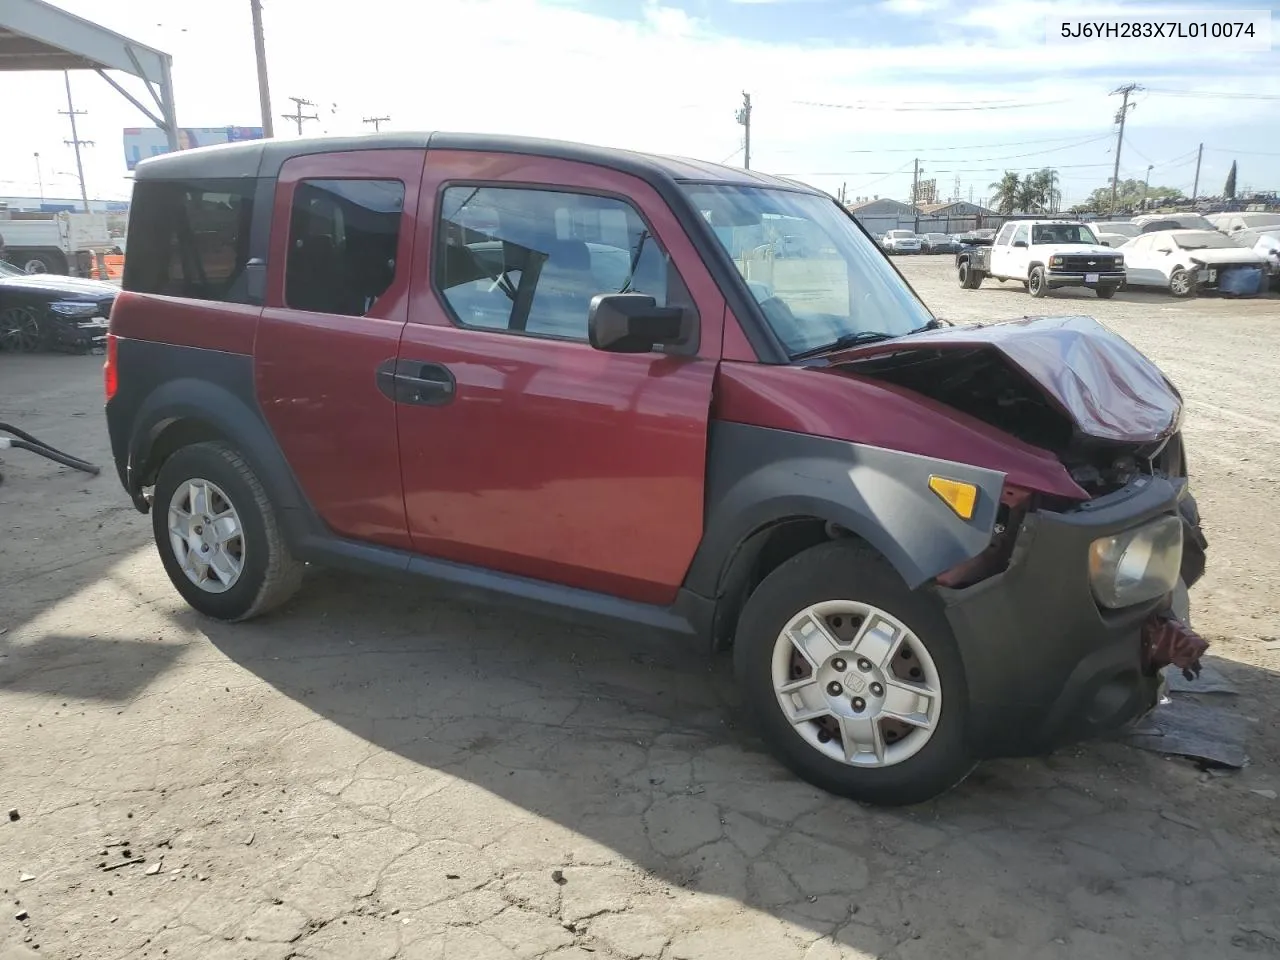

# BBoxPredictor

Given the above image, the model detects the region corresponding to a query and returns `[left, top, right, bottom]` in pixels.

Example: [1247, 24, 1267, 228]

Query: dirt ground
[2, 258, 1278, 960]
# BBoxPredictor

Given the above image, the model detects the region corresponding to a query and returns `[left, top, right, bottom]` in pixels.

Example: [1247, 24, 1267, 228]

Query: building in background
[123, 126, 265, 171]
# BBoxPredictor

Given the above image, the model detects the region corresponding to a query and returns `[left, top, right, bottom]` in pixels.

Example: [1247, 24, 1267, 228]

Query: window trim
[430, 178, 700, 354]
[994, 223, 1015, 246]
[282, 175, 408, 318]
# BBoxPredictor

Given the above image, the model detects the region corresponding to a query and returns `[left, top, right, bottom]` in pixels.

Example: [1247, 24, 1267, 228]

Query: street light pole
[250, 0, 275, 137]
[1143, 163, 1153, 209]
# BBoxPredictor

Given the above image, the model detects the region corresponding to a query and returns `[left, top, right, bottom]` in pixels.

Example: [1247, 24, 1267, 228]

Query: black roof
[133, 131, 816, 193]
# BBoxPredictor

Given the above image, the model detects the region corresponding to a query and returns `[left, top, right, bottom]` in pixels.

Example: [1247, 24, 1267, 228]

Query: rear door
[988, 222, 1016, 277]
[254, 150, 424, 550]
[394, 150, 724, 605]
[1120, 234, 1162, 286]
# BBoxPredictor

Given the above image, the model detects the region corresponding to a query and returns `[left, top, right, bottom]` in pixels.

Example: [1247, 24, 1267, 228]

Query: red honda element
[105, 133, 1207, 805]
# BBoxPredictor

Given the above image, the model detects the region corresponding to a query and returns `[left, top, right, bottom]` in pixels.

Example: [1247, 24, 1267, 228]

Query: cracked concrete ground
[2, 258, 1279, 959]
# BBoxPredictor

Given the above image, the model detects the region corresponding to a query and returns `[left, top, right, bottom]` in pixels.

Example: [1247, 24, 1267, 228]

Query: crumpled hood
[828, 315, 1181, 445]
[0, 273, 118, 298]
[1184, 248, 1267, 267]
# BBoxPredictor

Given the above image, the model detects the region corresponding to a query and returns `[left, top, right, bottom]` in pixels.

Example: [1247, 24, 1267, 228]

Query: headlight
[1088, 515, 1183, 609]
[1049, 255, 1064, 267]
[1113, 255, 1124, 266]
[49, 301, 99, 318]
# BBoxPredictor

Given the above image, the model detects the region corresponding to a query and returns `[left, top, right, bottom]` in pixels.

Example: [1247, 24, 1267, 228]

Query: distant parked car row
[955, 217, 1275, 300]
[877, 230, 971, 255]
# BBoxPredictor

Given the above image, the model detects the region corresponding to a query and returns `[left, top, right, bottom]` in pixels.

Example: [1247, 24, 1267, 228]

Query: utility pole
[911, 158, 921, 232]
[34, 152, 44, 203]
[1142, 164, 1154, 209]
[1108, 83, 1141, 214]
[282, 96, 318, 136]
[249, 0, 274, 137]
[59, 71, 93, 213]
[1191, 142, 1203, 201]
[362, 116, 391, 132]
[735, 92, 752, 169]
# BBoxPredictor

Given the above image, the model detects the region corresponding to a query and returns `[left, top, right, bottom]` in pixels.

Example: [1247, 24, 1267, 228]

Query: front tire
[1169, 267, 1196, 298]
[1095, 285, 1118, 299]
[733, 541, 975, 806]
[1028, 266, 1048, 298]
[152, 442, 304, 622]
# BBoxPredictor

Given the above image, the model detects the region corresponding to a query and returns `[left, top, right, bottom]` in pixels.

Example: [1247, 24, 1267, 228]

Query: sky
[2, 0, 1277, 208]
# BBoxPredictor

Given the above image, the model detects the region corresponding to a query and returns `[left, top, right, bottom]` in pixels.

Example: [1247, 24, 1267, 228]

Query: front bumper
[938, 474, 1190, 759]
[1046, 270, 1127, 289]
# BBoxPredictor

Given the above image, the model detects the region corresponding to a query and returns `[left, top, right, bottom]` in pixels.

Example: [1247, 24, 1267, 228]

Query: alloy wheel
[771, 600, 942, 768]
[167, 478, 246, 594]
[0, 306, 41, 352]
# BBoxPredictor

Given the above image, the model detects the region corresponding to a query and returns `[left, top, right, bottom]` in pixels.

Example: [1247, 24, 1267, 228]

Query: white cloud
[0, 0, 1275, 204]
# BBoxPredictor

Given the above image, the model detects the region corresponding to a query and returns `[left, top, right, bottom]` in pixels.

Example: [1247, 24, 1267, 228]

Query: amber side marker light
[928, 476, 978, 520]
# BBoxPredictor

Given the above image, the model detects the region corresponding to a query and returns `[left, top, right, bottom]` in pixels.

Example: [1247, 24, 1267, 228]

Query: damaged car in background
[1118, 229, 1269, 297]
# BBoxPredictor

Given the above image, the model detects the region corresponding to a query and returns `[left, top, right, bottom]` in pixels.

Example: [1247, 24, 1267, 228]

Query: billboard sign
[123, 126, 266, 171]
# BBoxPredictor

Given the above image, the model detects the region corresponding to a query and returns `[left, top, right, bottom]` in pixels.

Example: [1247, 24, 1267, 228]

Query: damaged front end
[830, 314, 1210, 698]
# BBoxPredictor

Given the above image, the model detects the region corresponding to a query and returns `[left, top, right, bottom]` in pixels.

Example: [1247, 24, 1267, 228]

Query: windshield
[1173, 231, 1239, 250]
[683, 184, 934, 358]
[1030, 224, 1099, 245]
[0, 259, 25, 278]
[887, 230, 916, 239]
[1096, 222, 1139, 237]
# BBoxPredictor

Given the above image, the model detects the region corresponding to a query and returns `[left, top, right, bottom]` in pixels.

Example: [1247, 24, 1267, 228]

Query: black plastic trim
[684, 421, 1006, 598]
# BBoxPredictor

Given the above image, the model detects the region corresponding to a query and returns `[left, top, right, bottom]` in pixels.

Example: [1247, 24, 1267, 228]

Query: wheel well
[709, 517, 866, 652]
[139, 418, 231, 489]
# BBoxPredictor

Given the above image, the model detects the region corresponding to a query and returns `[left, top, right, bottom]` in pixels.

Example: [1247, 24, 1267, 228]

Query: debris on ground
[15, 909, 28, 921]
[1160, 810, 1202, 830]
[7, 809, 18, 822]
[551, 869, 567, 885]
[1250, 789, 1278, 800]
[18, 873, 34, 882]
[145, 863, 162, 876]
[100, 857, 145, 872]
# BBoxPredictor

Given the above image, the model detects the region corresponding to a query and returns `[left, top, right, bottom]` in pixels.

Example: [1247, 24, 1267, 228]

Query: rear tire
[1028, 266, 1048, 298]
[733, 541, 976, 806]
[152, 442, 304, 622]
[958, 261, 984, 289]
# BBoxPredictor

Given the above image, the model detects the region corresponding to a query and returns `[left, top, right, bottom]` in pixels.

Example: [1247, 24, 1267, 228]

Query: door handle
[376, 358, 456, 406]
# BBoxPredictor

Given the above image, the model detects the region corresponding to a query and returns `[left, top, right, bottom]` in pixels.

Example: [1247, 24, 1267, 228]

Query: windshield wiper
[908, 317, 948, 333]
[791, 331, 898, 359]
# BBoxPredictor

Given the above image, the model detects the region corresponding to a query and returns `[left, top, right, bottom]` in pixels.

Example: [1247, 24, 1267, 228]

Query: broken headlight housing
[1088, 515, 1183, 609]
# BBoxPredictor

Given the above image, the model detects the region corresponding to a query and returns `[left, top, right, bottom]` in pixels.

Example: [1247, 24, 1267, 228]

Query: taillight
[104, 333, 119, 401]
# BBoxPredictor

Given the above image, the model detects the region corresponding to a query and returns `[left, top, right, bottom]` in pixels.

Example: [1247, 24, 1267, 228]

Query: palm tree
[989, 172, 1021, 214]
[1032, 168, 1061, 212]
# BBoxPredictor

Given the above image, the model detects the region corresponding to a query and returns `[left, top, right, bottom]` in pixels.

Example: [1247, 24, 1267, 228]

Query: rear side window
[434, 185, 671, 341]
[123, 179, 257, 302]
[284, 179, 405, 317]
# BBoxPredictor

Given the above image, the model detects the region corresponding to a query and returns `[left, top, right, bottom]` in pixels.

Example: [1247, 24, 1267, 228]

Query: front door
[255, 150, 425, 550]
[1007, 222, 1032, 280]
[395, 151, 724, 605]
[989, 222, 1016, 277]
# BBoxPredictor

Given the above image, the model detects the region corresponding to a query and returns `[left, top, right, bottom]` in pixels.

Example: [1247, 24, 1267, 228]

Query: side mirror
[1012, 240, 1028, 249]
[588, 293, 684, 353]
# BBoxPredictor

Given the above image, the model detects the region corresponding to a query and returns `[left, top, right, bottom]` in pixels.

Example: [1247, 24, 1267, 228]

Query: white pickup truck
[0, 212, 114, 276]
[956, 219, 1127, 299]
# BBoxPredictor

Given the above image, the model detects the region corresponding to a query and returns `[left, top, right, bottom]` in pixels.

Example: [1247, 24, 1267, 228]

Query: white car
[1119, 229, 1269, 298]
[1092, 220, 1140, 248]
[1207, 211, 1280, 236]
[1131, 213, 1215, 234]
[881, 230, 922, 255]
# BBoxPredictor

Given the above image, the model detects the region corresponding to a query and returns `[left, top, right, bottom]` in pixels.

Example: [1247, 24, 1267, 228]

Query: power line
[794, 97, 1075, 113]
[1206, 146, 1280, 157]
[776, 162, 1116, 177]
[362, 116, 391, 132]
[718, 144, 743, 165]
[766, 132, 1115, 156]
[1145, 87, 1280, 102]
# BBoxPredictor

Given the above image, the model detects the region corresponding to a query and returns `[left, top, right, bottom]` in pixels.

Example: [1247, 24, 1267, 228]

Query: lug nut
[857, 658, 873, 672]
[826, 681, 843, 696]
[851, 697, 866, 712]
[831, 658, 847, 672]
[870, 682, 884, 697]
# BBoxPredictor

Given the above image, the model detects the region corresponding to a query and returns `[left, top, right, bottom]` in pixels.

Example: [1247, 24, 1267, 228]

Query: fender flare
[683, 422, 1007, 600]
[128, 377, 312, 528]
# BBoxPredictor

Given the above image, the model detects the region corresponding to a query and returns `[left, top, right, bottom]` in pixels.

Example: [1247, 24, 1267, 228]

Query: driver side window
[995, 223, 1015, 246]
[1012, 224, 1030, 246]
[435, 185, 675, 342]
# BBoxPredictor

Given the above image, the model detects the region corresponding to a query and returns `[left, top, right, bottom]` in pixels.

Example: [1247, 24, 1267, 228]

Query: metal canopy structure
[0, 0, 178, 151]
